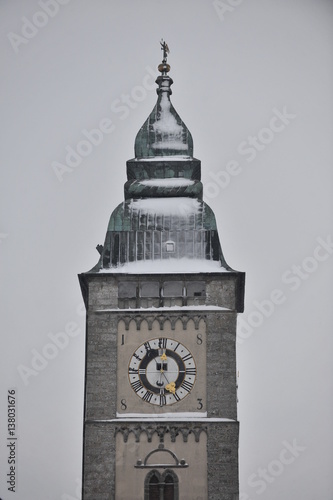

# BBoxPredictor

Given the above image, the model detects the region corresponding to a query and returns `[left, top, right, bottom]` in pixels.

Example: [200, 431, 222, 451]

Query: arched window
[145, 469, 179, 500]
[163, 472, 175, 500]
[148, 471, 160, 500]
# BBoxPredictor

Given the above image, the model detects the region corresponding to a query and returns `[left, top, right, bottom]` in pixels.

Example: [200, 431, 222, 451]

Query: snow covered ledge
[99, 257, 230, 274]
[91, 414, 237, 422]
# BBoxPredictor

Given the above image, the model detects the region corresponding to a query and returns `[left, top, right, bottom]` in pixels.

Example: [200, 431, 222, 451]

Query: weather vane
[160, 39, 170, 63]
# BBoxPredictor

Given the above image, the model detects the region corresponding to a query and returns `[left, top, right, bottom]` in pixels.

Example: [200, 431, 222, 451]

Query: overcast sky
[1, 1, 333, 499]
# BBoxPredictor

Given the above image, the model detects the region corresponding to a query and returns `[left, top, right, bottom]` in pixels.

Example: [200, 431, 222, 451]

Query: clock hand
[155, 363, 165, 387]
[154, 353, 168, 385]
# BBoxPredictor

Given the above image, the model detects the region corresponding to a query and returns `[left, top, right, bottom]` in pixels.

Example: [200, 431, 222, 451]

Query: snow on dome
[151, 94, 188, 150]
[152, 141, 188, 150]
[153, 93, 183, 135]
[138, 179, 194, 188]
[128, 197, 201, 216]
[134, 71, 193, 158]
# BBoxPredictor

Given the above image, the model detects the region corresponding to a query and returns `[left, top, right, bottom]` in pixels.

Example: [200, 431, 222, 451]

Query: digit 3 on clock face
[128, 338, 196, 407]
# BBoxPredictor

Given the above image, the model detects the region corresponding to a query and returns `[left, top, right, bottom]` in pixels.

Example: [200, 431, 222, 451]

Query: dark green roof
[135, 74, 193, 158]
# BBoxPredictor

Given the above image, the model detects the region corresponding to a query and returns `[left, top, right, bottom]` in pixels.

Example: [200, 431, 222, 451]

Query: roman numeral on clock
[181, 380, 194, 392]
[131, 380, 143, 393]
[186, 368, 196, 375]
[142, 391, 153, 403]
[182, 353, 193, 362]
[144, 342, 151, 352]
[159, 338, 167, 349]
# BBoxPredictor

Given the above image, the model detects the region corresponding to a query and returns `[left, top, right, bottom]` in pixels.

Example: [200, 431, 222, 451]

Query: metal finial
[160, 39, 170, 63]
[158, 39, 170, 74]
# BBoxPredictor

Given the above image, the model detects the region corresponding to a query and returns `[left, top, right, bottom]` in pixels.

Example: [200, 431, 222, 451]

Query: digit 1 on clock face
[128, 338, 197, 406]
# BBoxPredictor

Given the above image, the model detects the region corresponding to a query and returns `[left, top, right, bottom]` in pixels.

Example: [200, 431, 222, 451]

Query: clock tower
[79, 42, 245, 500]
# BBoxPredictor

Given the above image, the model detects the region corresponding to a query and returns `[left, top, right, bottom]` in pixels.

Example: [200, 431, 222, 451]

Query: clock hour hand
[155, 363, 165, 387]
[161, 371, 170, 384]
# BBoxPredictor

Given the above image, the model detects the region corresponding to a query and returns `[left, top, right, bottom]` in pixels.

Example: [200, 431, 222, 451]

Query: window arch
[147, 471, 160, 499]
[163, 471, 176, 500]
[144, 469, 179, 500]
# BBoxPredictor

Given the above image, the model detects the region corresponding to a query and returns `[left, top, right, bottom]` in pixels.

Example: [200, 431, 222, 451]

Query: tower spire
[88, 45, 233, 272]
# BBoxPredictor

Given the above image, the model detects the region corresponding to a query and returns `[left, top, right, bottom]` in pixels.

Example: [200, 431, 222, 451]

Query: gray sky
[1, 0, 333, 499]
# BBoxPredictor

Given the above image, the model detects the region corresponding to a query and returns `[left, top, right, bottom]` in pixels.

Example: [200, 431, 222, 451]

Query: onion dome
[89, 41, 232, 273]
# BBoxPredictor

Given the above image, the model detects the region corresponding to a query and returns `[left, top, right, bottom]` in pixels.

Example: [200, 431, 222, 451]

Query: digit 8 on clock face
[128, 338, 197, 407]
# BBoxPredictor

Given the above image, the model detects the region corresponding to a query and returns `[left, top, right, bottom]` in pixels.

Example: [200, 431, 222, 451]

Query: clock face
[128, 338, 196, 407]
